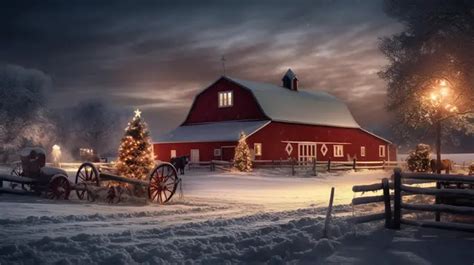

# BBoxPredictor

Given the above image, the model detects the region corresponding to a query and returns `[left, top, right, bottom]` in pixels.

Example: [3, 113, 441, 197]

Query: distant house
[153, 70, 396, 164]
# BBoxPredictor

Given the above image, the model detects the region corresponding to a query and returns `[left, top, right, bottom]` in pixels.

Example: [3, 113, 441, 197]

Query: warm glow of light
[440, 87, 449, 97]
[439, 79, 447, 87]
[134, 108, 142, 118]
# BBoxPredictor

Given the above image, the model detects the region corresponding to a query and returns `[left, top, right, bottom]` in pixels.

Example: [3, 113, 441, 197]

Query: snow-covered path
[179, 169, 391, 210]
[1, 168, 474, 264]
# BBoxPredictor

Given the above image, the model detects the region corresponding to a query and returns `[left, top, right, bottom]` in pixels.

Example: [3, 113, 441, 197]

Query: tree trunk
[435, 119, 442, 222]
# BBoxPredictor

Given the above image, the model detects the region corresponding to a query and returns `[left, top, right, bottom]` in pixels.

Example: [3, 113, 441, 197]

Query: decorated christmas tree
[406, 143, 431, 172]
[116, 109, 155, 180]
[233, 132, 252, 172]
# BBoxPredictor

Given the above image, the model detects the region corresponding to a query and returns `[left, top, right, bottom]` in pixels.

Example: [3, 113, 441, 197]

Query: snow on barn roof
[225, 77, 360, 128]
[155, 120, 270, 143]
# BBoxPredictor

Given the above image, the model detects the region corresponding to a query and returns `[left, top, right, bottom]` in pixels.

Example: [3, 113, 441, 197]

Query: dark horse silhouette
[170, 155, 189, 175]
[430, 159, 453, 174]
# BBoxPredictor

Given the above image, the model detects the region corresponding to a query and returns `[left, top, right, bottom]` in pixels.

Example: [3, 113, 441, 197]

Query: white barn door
[298, 143, 316, 165]
[190, 149, 200, 163]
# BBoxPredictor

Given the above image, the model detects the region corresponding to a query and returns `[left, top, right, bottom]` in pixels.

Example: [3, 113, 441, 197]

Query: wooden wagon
[0, 148, 181, 204]
[74, 162, 181, 204]
[0, 148, 71, 199]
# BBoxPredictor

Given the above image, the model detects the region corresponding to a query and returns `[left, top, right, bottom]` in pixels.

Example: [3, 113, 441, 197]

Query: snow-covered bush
[406, 144, 432, 172]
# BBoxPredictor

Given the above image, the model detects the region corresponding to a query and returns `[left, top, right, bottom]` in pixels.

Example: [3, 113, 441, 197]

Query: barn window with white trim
[214, 148, 221, 156]
[254, 143, 262, 156]
[360, 146, 366, 157]
[218, 91, 233, 107]
[379, 145, 386, 157]
[333, 145, 344, 157]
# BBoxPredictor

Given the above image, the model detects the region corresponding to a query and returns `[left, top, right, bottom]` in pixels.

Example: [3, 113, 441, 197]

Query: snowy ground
[1, 167, 473, 264]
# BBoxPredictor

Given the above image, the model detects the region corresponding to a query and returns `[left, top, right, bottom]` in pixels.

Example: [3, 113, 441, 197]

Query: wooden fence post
[323, 187, 335, 238]
[382, 160, 386, 170]
[382, 178, 392, 228]
[312, 158, 317, 176]
[435, 181, 441, 222]
[393, 168, 402, 229]
[292, 158, 296, 176]
[353, 158, 356, 170]
[327, 159, 331, 172]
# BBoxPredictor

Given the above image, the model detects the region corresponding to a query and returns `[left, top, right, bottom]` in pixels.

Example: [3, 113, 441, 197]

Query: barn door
[298, 143, 316, 165]
[221, 146, 235, 161]
[190, 149, 200, 163]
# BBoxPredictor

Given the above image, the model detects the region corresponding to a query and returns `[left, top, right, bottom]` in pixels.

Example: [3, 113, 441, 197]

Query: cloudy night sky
[0, 0, 403, 138]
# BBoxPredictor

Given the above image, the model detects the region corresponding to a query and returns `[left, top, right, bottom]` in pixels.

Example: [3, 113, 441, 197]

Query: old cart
[0, 148, 181, 204]
[0, 148, 71, 199]
[75, 162, 181, 204]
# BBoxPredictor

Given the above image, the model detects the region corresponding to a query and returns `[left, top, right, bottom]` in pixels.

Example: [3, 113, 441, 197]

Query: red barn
[153, 70, 396, 164]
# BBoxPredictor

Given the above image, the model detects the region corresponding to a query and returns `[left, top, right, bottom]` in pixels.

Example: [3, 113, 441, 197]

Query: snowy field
[1, 167, 473, 264]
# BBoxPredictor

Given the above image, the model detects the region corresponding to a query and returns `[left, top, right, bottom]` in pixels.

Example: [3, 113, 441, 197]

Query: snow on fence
[351, 168, 474, 233]
[199, 159, 404, 175]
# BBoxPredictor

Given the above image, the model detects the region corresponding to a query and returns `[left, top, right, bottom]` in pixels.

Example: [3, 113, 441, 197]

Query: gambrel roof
[225, 76, 360, 129]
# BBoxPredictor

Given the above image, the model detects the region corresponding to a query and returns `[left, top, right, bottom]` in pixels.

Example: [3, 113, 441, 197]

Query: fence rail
[202, 158, 403, 175]
[351, 168, 474, 232]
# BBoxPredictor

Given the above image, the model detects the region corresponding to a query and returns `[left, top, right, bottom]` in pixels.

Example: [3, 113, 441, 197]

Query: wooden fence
[199, 159, 404, 175]
[351, 168, 474, 232]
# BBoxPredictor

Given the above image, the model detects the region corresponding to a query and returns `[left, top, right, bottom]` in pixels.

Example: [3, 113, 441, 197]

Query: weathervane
[221, 55, 226, 76]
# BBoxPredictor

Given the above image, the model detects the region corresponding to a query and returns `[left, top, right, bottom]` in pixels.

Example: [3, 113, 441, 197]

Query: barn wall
[246, 122, 396, 162]
[184, 78, 267, 124]
[153, 141, 237, 162]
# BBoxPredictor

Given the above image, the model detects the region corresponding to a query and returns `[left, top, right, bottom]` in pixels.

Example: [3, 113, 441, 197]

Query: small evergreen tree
[116, 109, 155, 180]
[406, 144, 431, 172]
[233, 132, 252, 172]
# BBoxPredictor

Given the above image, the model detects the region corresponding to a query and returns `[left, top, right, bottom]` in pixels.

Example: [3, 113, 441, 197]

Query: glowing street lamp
[52, 144, 62, 167]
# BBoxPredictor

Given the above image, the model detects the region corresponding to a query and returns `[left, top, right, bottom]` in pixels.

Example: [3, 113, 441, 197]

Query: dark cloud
[0, 0, 402, 138]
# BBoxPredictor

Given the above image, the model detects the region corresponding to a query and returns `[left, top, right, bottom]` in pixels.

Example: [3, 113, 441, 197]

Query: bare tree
[57, 100, 124, 158]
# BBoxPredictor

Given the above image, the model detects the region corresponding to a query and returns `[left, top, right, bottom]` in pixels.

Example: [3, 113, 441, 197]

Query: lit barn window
[218, 91, 233, 107]
[171, 150, 176, 158]
[333, 145, 344, 157]
[254, 143, 262, 156]
[360, 146, 366, 157]
[379, 145, 386, 157]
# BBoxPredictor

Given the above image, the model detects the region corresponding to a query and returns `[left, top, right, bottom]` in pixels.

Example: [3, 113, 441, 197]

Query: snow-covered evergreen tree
[233, 132, 252, 172]
[406, 143, 431, 172]
[116, 109, 155, 180]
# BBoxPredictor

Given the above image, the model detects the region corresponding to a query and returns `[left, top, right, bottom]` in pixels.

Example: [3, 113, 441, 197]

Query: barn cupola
[282, 69, 298, 91]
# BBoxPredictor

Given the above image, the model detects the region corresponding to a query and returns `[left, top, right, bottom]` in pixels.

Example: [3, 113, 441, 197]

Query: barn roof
[225, 77, 360, 129]
[154, 120, 270, 143]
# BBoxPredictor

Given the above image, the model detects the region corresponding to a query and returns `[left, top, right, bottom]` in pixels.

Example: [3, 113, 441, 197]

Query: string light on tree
[116, 108, 154, 181]
[233, 132, 252, 172]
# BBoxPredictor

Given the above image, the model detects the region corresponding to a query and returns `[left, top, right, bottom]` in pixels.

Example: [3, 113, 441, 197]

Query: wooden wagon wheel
[75, 162, 100, 200]
[47, 174, 71, 200]
[148, 163, 179, 204]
